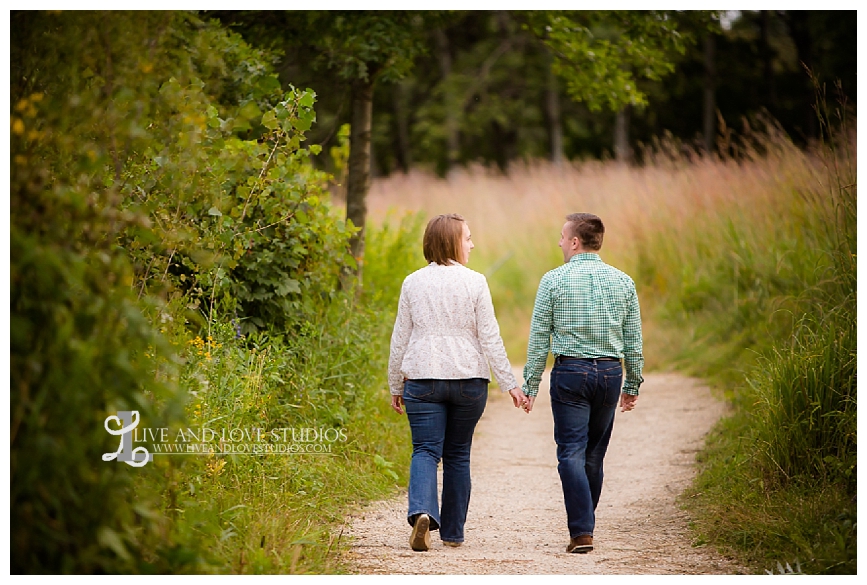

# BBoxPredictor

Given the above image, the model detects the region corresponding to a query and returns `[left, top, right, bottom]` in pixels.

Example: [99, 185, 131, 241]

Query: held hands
[620, 393, 638, 412]
[509, 388, 535, 414]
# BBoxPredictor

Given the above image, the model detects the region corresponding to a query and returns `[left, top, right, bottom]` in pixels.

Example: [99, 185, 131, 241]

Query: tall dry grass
[366, 125, 837, 367]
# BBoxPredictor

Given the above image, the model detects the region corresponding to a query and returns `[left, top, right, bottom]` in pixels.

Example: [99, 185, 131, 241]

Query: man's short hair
[566, 213, 604, 251]
[423, 213, 465, 265]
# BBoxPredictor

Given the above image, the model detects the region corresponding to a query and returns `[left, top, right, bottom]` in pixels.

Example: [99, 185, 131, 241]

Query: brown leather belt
[555, 355, 620, 365]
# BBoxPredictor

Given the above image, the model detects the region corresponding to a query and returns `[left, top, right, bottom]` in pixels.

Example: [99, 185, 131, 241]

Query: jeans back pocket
[404, 379, 435, 399]
[551, 369, 590, 402]
[459, 378, 488, 400]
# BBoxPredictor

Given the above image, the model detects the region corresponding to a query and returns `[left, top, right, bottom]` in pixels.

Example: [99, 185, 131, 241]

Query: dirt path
[344, 370, 747, 574]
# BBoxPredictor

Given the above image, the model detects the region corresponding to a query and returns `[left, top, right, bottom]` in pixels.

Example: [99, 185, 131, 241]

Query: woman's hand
[508, 388, 529, 411]
[391, 394, 405, 415]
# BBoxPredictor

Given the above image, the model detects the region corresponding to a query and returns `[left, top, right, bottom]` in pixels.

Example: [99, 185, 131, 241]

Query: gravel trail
[344, 369, 746, 574]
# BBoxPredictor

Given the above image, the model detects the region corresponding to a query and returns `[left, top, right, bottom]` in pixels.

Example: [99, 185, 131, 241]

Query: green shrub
[10, 10, 358, 573]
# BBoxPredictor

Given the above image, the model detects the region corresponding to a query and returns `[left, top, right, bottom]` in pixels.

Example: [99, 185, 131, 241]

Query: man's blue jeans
[549, 358, 623, 538]
[403, 378, 488, 543]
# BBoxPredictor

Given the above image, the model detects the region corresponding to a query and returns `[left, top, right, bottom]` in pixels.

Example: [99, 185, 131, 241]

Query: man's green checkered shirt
[522, 253, 644, 397]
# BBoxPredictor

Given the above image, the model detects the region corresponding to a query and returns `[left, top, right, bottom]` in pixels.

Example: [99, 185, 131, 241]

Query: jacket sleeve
[387, 279, 413, 395]
[475, 275, 518, 392]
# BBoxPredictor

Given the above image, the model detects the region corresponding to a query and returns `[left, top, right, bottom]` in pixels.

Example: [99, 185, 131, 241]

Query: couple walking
[387, 212, 644, 554]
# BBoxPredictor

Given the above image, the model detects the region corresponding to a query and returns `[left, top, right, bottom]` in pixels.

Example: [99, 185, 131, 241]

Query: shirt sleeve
[621, 283, 644, 395]
[387, 279, 413, 395]
[523, 272, 554, 397]
[474, 276, 518, 392]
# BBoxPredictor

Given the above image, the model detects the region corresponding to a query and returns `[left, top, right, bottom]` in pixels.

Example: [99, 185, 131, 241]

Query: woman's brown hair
[423, 213, 465, 265]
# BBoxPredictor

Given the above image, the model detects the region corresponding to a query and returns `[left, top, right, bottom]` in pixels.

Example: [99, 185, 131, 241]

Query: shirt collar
[568, 252, 601, 263]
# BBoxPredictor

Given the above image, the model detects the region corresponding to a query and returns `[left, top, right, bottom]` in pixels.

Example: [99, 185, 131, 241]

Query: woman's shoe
[409, 514, 431, 551]
[442, 541, 462, 548]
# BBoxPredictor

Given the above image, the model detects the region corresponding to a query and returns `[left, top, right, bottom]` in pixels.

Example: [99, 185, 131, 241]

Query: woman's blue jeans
[549, 359, 623, 538]
[403, 378, 488, 543]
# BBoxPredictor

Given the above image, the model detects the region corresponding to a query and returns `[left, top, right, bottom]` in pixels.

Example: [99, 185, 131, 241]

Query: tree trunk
[393, 80, 412, 172]
[346, 77, 374, 282]
[614, 106, 631, 164]
[703, 33, 717, 154]
[787, 11, 817, 140]
[544, 51, 564, 165]
[435, 28, 460, 170]
[490, 120, 515, 173]
[760, 11, 777, 111]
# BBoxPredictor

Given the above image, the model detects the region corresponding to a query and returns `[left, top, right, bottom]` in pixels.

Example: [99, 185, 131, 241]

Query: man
[522, 212, 643, 554]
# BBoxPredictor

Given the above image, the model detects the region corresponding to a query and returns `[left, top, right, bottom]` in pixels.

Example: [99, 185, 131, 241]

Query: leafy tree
[304, 11, 432, 280]
[528, 11, 694, 112]
[212, 10, 435, 280]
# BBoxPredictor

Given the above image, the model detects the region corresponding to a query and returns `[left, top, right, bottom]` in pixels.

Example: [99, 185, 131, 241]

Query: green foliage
[408, 12, 554, 173]
[10, 11, 199, 572]
[9, 221, 189, 573]
[9, 10, 370, 574]
[743, 91, 857, 496]
[216, 10, 857, 171]
[308, 11, 433, 83]
[165, 84, 351, 333]
[130, 219, 421, 573]
[115, 38, 356, 333]
[531, 11, 695, 111]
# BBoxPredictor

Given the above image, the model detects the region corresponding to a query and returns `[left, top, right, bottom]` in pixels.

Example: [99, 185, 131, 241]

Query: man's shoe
[566, 535, 593, 553]
[442, 541, 462, 548]
[409, 514, 431, 552]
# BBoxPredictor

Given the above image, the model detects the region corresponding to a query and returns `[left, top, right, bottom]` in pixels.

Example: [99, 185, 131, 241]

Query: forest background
[9, 9, 856, 575]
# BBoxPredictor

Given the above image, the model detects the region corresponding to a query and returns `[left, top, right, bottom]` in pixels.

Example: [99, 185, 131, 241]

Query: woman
[388, 213, 527, 552]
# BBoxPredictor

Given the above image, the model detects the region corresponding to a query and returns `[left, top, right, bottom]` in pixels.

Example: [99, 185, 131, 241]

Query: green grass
[683, 395, 856, 574]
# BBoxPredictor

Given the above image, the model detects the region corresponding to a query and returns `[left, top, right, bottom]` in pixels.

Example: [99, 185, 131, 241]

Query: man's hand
[620, 393, 638, 412]
[509, 388, 536, 414]
[508, 388, 528, 410]
[391, 394, 404, 415]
